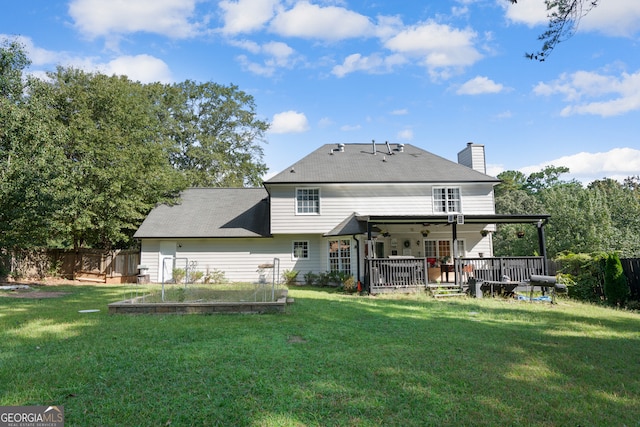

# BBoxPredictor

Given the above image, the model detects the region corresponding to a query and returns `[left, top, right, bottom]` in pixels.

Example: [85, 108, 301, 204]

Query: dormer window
[433, 187, 461, 213]
[296, 188, 320, 214]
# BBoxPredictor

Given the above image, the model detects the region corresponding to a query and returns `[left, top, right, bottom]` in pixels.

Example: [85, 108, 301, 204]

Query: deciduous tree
[167, 80, 268, 187]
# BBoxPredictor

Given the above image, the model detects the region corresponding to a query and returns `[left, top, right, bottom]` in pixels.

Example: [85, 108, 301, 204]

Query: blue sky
[3, 0, 640, 184]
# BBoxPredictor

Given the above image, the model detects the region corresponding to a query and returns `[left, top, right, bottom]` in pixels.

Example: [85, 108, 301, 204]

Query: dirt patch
[287, 335, 307, 344]
[0, 291, 70, 299]
[0, 284, 70, 299]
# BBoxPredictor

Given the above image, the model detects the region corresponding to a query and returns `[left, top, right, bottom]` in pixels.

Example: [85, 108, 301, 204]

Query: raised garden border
[108, 290, 289, 314]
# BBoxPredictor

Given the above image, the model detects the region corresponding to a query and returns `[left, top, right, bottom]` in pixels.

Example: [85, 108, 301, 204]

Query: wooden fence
[1, 248, 140, 283]
[622, 258, 640, 300]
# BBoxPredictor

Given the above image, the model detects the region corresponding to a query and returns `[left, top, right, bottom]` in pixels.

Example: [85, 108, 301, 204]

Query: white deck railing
[455, 257, 546, 287]
[368, 257, 427, 292]
[366, 256, 546, 292]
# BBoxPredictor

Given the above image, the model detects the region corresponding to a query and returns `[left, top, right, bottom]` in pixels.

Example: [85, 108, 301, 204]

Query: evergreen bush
[603, 253, 629, 307]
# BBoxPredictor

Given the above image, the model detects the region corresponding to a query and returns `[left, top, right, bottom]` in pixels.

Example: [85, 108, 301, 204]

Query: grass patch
[1, 285, 639, 426]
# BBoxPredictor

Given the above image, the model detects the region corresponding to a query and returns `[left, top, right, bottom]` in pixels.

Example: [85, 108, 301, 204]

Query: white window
[296, 188, 320, 214]
[328, 239, 351, 275]
[292, 241, 309, 260]
[433, 187, 461, 213]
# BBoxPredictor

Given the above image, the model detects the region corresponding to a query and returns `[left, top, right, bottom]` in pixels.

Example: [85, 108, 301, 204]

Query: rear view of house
[135, 142, 549, 291]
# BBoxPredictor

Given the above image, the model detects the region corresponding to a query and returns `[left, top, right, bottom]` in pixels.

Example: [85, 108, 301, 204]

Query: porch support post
[537, 220, 549, 275]
[365, 221, 373, 293]
[452, 222, 458, 286]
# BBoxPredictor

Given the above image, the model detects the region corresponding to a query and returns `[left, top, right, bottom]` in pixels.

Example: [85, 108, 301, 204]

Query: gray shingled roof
[265, 143, 500, 184]
[134, 188, 270, 238]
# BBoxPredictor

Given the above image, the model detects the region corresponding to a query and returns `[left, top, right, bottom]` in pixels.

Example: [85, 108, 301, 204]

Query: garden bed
[108, 288, 289, 314]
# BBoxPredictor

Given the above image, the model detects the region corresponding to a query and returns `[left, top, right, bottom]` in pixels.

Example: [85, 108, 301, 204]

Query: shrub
[282, 269, 299, 285]
[604, 253, 630, 307]
[303, 271, 317, 286]
[555, 252, 606, 302]
[316, 272, 330, 287]
[328, 270, 350, 286]
[172, 268, 186, 284]
[342, 275, 356, 293]
[204, 268, 226, 284]
[188, 270, 204, 283]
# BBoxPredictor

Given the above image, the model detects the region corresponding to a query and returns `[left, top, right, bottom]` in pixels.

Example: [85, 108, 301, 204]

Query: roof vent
[372, 139, 376, 155]
[385, 141, 393, 154]
[338, 143, 345, 152]
[397, 143, 405, 152]
[290, 167, 295, 173]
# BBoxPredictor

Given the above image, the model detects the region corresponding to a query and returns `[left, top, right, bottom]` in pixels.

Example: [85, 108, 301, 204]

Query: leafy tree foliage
[555, 252, 605, 302]
[509, 0, 600, 61]
[0, 38, 30, 100]
[1, 44, 269, 251]
[167, 81, 268, 187]
[0, 78, 68, 249]
[42, 67, 186, 249]
[494, 166, 640, 258]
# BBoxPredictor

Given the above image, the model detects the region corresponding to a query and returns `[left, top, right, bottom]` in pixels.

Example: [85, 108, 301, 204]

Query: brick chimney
[457, 142, 486, 174]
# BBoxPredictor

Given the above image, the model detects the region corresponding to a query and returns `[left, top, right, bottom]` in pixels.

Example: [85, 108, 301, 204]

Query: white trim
[292, 240, 310, 260]
[295, 187, 321, 215]
[327, 237, 352, 274]
[432, 186, 462, 214]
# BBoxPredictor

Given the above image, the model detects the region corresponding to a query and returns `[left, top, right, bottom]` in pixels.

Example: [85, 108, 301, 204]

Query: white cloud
[318, 117, 334, 128]
[503, 0, 548, 27]
[504, 0, 640, 37]
[233, 40, 297, 76]
[397, 129, 413, 140]
[219, 0, 279, 34]
[340, 124, 361, 131]
[534, 69, 640, 116]
[68, 0, 202, 41]
[270, 1, 375, 41]
[384, 21, 482, 78]
[579, 0, 640, 37]
[495, 110, 513, 119]
[520, 148, 640, 184]
[100, 55, 173, 83]
[269, 110, 309, 133]
[1, 35, 61, 66]
[486, 163, 504, 179]
[1, 35, 172, 83]
[456, 76, 504, 95]
[390, 109, 409, 115]
[331, 52, 406, 77]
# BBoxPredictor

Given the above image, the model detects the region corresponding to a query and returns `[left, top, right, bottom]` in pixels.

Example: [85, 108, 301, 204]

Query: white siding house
[134, 142, 549, 288]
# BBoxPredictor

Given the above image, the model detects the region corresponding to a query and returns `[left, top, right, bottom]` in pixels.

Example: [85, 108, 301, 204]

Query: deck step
[429, 283, 467, 298]
[426, 284, 460, 289]
[433, 292, 467, 298]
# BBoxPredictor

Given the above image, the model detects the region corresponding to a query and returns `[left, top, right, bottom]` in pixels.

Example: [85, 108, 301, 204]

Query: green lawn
[1, 284, 639, 426]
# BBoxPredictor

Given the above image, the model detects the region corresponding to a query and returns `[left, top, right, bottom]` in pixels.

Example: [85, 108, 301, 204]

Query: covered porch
[348, 213, 551, 295]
